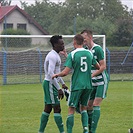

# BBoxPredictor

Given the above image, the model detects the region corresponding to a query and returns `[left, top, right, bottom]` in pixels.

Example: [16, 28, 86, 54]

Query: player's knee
[87, 105, 93, 110]
[44, 105, 52, 113]
[88, 103, 93, 110]
[53, 105, 61, 113]
[93, 98, 103, 106]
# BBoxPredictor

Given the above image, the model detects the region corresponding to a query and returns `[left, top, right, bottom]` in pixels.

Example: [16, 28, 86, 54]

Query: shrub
[1, 29, 32, 47]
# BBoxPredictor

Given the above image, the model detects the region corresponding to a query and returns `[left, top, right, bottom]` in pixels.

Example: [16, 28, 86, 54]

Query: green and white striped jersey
[64, 48, 97, 91]
[91, 43, 108, 86]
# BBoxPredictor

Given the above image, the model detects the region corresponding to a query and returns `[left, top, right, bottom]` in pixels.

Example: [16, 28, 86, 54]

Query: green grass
[110, 73, 133, 81]
[107, 46, 132, 51]
[0, 73, 133, 85]
[0, 81, 132, 133]
[0, 75, 2, 85]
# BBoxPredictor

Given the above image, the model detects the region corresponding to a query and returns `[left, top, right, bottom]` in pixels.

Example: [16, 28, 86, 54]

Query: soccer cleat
[83, 126, 88, 133]
[128, 128, 133, 133]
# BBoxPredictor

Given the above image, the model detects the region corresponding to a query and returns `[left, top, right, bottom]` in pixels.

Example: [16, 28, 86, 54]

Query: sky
[11, 0, 133, 10]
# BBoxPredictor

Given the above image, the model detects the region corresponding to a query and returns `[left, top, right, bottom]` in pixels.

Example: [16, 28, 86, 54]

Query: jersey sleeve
[48, 56, 61, 90]
[95, 46, 104, 61]
[64, 53, 73, 69]
[57, 77, 65, 85]
[92, 55, 98, 66]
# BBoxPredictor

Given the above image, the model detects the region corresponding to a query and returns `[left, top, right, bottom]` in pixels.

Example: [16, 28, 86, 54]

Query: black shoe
[128, 128, 133, 133]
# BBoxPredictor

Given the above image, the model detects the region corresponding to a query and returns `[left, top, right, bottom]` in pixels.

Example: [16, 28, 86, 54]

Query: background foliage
[1, 29, 31, 47]
[21, 0, 133, 46]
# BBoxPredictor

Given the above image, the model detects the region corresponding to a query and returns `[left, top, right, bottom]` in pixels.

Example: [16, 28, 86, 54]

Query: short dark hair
[50, 35, 62, 47]
[74, 34, 84, 45]
[81, 29, 93, 36]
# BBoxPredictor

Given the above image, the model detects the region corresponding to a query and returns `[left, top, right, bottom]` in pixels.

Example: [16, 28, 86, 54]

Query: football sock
[81, 110, 88, 133]
[87, 110, 93, 131]
[39, 112, 49, 132]
[54, 113, 65, 133]
[75, 102, 81, 114]
[91, 106, 100, 133]
[66, 114, 74, 133]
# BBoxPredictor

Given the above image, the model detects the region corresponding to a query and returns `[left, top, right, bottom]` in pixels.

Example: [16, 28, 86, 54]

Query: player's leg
[66, 90, 80, 133]
[38, 80, 58, 133]
[50, 83, 65, 133]
[38, 80, 52, 133]
[80, 89, 92, 133]
[53, 104, 65, 133]
[38, 104, 52, 133]
[81, 109, 88, 133]
[91, 81, 108, 133]
[87, 100, 94, 132]
[87, 87, 96, 132]
[66, 107, 75, 133]
[91, 97, 102, 133]
[91, 72, 109, 133]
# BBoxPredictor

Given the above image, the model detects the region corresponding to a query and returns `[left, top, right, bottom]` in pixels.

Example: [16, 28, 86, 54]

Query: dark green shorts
[43, 80, 60, 105]
[90, 82, 109, 100]
[68, 89, 92, 108]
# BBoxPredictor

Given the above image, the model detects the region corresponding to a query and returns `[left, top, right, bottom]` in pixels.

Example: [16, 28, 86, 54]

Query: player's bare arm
[52, 67, 71, 79]
[92, 59, 105, 78]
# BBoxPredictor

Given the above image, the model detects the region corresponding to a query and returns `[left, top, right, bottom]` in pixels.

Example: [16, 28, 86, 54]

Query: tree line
[1, 0, 133, 46]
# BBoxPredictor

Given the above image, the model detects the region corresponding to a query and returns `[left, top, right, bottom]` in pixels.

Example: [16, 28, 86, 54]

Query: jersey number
[80, 57, 87, 72]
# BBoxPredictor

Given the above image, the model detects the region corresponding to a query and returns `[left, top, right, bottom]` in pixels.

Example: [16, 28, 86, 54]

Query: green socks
[81, 110, 89, 133]
[39, 112, 64, 133]
[66, 114, 74, 133]
[39, 112, 49, 132]
[66, 111, 88, 133]
[54, 113, 65, 133]
[87, 110, 93, 132]
[91, 106, 100, 133]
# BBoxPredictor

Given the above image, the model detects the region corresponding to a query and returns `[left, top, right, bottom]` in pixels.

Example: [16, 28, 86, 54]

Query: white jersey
[44, 50, 65, 90]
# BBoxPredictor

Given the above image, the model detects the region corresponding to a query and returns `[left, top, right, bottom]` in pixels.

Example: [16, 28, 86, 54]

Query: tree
[0, 0, 11, 6]
[21, 0, 63, 32]
[110, 17, 132, 46]
[21, 0, 132, 46]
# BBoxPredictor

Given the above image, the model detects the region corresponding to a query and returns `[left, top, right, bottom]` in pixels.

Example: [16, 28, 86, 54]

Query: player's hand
[52, 74, 58, 79]
[58, 89, 64, 100]
[62, 84, 68, 90]
[59, 49, 68, 57]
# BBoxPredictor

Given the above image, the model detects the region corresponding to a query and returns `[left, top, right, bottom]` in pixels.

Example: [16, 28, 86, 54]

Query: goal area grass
[0, 81, 132, 133]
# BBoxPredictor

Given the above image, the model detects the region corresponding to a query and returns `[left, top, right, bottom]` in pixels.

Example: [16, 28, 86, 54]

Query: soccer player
[38, 35, 68, 133]
[52, 34, 100, 133]
[81, 29, 109, 133]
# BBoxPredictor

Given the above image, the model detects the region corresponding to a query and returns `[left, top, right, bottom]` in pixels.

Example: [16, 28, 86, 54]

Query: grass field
[0, 73, 133, 85]
[0, 81, 132, 133]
